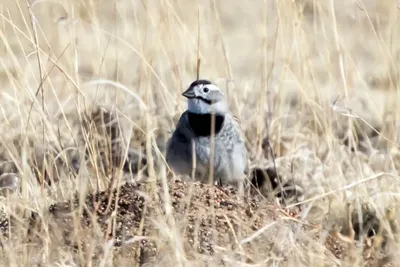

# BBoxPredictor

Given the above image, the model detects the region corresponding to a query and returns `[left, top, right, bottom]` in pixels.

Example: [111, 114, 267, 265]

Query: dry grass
[1, 0, 400, 266]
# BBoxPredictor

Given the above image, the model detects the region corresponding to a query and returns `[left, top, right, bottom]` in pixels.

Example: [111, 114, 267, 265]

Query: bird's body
[166, 80, 247, 189]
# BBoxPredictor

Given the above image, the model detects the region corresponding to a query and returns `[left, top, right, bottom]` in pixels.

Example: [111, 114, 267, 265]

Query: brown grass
[1, 0, 400, 266]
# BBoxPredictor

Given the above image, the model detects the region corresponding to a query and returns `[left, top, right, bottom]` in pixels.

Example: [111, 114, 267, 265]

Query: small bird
[166, 79, 247, 191]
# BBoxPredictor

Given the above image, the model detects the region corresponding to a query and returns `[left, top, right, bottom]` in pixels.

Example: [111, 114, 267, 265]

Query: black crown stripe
[190, 79, 212, 88]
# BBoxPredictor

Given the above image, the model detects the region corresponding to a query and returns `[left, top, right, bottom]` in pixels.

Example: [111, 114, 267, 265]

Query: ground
[0, 180, 346, 266]
[1, 0, 400, 266]
[0, 176, 395, 266]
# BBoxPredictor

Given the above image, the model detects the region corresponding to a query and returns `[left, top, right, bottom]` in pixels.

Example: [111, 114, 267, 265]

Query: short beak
[182, 87, 196, 99]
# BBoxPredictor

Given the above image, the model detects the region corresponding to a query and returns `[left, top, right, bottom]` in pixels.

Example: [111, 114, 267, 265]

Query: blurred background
[1, 0, 399, 137]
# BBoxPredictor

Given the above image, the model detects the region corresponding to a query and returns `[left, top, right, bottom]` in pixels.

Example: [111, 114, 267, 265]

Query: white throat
[187, 98, 228, 114]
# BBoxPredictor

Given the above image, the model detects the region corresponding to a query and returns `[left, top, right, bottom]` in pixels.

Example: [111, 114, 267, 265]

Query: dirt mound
[1, 180, 352, 266]
[47, 181, 287, 265]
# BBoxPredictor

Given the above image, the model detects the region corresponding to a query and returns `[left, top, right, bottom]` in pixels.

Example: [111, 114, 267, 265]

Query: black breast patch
[187, 112, 224, 137]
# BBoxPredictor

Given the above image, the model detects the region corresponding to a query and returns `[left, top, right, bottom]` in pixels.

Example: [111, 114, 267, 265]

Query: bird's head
[182, 79, 228, 115]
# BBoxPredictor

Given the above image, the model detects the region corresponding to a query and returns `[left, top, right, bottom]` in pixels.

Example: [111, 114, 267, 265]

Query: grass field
[1, 0, 400, 266]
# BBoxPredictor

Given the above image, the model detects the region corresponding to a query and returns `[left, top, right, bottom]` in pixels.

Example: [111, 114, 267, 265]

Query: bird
[166, 79, 247, 192]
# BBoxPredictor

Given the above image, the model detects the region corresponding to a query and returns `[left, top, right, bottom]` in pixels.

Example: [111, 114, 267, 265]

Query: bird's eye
[203, 87, 209, 93]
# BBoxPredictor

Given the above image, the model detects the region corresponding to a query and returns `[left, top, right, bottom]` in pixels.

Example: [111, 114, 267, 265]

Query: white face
[183, 82, 228, 115]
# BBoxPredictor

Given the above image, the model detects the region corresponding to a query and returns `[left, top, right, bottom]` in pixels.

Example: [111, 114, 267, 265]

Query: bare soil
[0, 179, 352, 266]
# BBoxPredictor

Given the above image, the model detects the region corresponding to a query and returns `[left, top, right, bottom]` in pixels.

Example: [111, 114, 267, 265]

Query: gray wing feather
[166, 112, 193, 175]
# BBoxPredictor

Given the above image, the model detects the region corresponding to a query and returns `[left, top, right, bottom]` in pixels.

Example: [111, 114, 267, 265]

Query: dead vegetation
[0, 180, 332, 266]
[1, 0, 400, 266]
